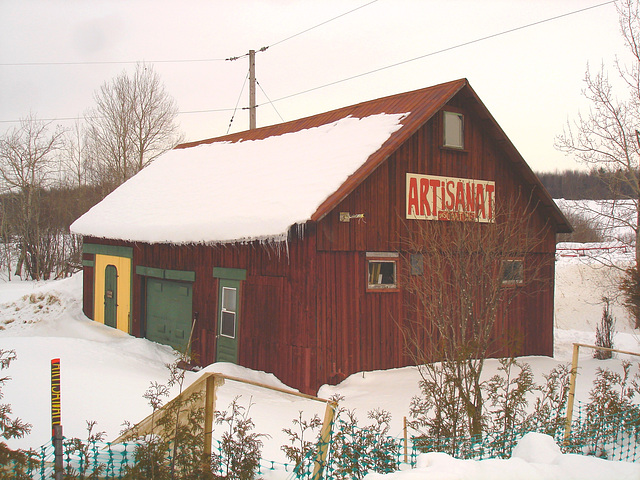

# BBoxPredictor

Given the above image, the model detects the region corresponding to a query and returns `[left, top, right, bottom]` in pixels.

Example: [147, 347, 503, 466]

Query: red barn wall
[83, 228, 319, 394]
[81, 100, 559, 395]
[312, 100, 557, 386]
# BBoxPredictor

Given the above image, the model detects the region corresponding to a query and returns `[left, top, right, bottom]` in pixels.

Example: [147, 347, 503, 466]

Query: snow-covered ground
[0, 244, 639, 479]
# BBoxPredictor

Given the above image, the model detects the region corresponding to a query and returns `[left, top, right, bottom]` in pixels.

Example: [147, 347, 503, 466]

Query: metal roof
[177, 78, 571, 233]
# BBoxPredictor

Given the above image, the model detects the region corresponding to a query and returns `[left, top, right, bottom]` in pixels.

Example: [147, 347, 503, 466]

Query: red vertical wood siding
[81, 93, 560, 394]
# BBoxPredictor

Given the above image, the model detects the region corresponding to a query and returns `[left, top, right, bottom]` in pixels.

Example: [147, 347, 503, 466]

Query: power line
[0, 57, 228, 67]
[226, 0, 379, 61]
[0, 0, 617, 124]
[1, 0, 379, 67]
[265, 0, 617, 106]
[0, 106, 237, 124]
[253, 79, 285, 123]
[269, 0, 379, 49]
[227, 72, 251, 134]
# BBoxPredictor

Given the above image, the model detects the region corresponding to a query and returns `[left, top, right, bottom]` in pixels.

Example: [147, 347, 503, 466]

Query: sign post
[51, 358, 63, 480]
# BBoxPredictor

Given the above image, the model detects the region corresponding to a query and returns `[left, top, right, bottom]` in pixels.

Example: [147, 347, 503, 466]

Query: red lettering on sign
[407, 176, 419, 216]
[419, 177, 431, 216]
[455, 181, 465, 211]
[476, 184, 486, 219]
[466, 183, 476, 214]
[446, 180, 455, 210]
[406, 173, 495, 223]
[431, 179, 440, 215]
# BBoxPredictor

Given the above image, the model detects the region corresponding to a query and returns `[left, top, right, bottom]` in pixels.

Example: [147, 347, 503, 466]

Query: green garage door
[145, 277, 193, 352]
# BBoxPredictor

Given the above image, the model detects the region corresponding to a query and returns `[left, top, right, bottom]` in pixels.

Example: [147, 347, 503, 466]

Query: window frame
[366, 252, 400, 292]
[443, 111, 465, 150]
[219, 286, 238, 338]
[501, 259, 524, 286]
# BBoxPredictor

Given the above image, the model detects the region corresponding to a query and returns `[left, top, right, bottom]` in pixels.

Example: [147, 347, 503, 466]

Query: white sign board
[406, 173, 495, 222]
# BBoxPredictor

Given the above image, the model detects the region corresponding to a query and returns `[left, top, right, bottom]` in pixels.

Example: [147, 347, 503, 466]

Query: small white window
[443, 111, 464, 149]
[220, 287, 237, 337]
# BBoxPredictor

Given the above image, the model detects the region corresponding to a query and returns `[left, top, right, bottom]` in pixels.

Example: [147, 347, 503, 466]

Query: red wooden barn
[71, 79, 571, 394]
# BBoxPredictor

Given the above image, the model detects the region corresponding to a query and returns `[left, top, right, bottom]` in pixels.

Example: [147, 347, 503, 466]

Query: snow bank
[362, 433, 639, 480]
[1, 224, 640, 476]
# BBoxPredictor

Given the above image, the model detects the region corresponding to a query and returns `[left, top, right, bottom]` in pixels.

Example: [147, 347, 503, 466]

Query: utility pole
[249, 49, 256, 130]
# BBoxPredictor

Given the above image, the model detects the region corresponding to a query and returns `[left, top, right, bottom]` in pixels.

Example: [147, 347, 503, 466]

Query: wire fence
[11, 402, 639, 479]
[565, 402, 640, 462]
[410, 402, 639, 464]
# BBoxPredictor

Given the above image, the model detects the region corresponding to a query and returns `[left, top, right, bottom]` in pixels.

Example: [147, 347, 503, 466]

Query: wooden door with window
[215, 278, 240, 363]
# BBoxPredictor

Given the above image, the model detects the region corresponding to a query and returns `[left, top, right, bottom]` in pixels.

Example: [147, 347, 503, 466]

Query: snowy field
[0, 244, 639, 479]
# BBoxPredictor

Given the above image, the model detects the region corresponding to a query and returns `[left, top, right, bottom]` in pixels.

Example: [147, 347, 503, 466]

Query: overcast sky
[0, 0, 627, 172]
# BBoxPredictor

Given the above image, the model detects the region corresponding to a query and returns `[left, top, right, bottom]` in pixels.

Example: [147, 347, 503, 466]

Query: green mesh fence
[564, 402, 640, 462]
[11, 439, 138, 479]
[291, 418, 407, 480]
[412, 402, 640, 464]
[11, 403, 639, 479]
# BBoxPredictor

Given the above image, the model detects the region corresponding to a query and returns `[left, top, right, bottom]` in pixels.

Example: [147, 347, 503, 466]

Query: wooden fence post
[311, 401, 337, 480]
[403, 416, 408, 464]
[564, 343, 580, 444]
[204, 375, 224, 472]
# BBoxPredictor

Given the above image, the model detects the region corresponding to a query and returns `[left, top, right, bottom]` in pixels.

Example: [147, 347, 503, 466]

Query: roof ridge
[176, 78, 468, 149]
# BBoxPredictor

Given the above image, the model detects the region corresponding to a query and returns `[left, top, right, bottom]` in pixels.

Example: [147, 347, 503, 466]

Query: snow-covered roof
[71, 78, 572, 244]
[70, 113, 407, 244]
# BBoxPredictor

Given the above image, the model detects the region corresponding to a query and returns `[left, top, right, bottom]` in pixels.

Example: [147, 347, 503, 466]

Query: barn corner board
[71, 79, 571, 394]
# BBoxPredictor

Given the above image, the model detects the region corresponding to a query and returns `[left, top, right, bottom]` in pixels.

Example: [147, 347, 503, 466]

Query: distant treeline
[0, 184, 109, 279]
[0, 184, 107, 233]
[536, 169, 637, 199]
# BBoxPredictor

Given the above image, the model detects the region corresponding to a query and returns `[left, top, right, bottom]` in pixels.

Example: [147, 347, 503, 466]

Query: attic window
[443, 111, 464, 149]
[367, 252, 399, 291]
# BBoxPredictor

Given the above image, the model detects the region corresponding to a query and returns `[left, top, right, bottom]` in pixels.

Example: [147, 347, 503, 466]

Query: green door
[104, 265, 118, 328]
[145, 278, 193, 352]
[216, 278, 240, 363]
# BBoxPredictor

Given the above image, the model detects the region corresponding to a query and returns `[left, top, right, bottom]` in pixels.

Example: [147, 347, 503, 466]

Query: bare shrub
[557, 210, 603, 243]
[401, 194, 552, 437]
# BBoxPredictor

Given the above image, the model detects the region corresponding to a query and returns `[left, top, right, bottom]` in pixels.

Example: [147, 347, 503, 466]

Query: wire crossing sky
[0, 0, 626, 172]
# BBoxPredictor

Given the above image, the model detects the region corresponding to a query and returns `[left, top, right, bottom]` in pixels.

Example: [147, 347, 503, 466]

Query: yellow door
[94, 254, 131, 333]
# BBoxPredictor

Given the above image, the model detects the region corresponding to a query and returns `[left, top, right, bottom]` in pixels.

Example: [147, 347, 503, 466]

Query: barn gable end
[72, 79, 570, 394]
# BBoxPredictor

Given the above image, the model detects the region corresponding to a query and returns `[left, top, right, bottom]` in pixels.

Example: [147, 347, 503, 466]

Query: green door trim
[136, 265, 195, 282]
[83, 243, 133, 259]
[213, 267, 246, 281]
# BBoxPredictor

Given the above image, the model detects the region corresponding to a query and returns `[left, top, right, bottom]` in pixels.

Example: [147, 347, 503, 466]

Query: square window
[222, 287, 237, 312]
[443, 111, 464, 149]
[220, 311, 236, 337]
[501, 259, 524, 285]
[368, 259, 397, 290]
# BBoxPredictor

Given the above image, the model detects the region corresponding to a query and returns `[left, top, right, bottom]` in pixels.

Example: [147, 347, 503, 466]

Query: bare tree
[402, 195, 552, 439]
[0, 114, 65, 280]
[60, 120, 90, 188]
[556, 0, 640, 326]
[85, 63, 183, 189]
